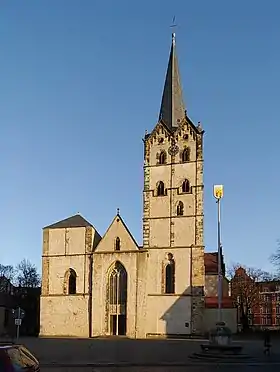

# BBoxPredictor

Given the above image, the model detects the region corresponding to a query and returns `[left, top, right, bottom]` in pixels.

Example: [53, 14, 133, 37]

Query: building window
[115, 237, 121, 251]
[157, 181, 165, 196]
[182, 148, 190, 162]
[165, 254, 175, 294]
[64, 268, 77, 295]
[182, 179, 190, 193]
[176, 201, 184, 216]
[158, 151, 167, 165]
[261, 316, 272, 326]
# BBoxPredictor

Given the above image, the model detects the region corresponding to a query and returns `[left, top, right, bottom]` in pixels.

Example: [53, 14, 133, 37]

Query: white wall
[145, 295, 192, 336]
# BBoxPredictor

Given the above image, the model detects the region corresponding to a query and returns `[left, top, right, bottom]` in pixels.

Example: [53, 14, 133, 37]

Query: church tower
[143, 33, 205, 335]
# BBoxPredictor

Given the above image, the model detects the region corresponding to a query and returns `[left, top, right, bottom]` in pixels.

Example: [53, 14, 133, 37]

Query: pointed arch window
[108, 261, 127, 306]
[177, 201, 184, 216]
[115, 237, 121, 251]
[157, 181, 165, 196]
[165, 254, 175, 294]
[158, 151, 167, 165]
[182, 148, 190, 162]
[182, 179, 190, 193]
[66, 269, 77, 295]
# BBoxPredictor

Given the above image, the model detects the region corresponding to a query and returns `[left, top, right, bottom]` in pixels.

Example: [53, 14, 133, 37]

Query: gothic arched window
[182, 148, 190, 162]
[157, 181, 165, 196]
[115, 237, 121, 251]
[107, 261, 128, 336]
[165, 255, 175, 294]
[67, 269, 77, 295]
[182, 179, 190, 193]
[177, 201, 184, 216]
[158, 151, 166, 165]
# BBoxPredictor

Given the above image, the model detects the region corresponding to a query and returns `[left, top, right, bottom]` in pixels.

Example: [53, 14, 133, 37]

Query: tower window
[158, 151, 166, 165]
[182, 148, 190, 162]
[68, 269, 77, 295]
[115, 237, 121, 251]
[165, 255, 175, 294]
[157, 181, 165, 196]
[177, 201, 184, 216]
[182, 179, 190, 193]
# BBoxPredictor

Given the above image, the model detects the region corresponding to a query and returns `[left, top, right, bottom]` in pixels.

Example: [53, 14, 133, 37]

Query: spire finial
[170, 16, 177, 45]
[117, 208, 120, 215]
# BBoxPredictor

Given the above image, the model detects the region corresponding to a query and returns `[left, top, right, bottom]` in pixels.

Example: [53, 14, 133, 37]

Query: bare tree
[229, 264, 272, 330]
[16, 259, 40, 288]
[270, 240, 280, 276]
[0, 264, 15, 292]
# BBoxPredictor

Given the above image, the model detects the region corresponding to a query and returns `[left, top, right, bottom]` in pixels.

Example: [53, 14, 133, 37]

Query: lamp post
[213, 185, 224, 323]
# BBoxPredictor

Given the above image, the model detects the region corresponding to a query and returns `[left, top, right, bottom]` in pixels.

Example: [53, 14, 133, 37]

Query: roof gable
[43, 214, 93, 230]
[95, 213, 139, 252]
[204, 252, 225, 275]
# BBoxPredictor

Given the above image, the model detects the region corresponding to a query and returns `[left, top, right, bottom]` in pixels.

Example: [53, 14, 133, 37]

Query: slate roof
[43, 214, 93, 230]
[159, 33, 186, 130]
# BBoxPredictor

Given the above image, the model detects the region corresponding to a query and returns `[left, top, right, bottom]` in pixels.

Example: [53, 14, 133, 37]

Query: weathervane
[170, 16, 177, 45]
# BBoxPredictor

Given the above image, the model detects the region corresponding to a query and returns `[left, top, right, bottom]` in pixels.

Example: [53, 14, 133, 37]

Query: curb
[41, 360, 280, 368]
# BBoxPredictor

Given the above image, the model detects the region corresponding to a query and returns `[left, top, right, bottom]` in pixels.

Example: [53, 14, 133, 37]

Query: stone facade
[40, 33, 208, 338]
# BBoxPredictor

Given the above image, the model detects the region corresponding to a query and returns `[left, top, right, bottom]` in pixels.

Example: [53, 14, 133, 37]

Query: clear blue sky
[0, 0, 279, 274]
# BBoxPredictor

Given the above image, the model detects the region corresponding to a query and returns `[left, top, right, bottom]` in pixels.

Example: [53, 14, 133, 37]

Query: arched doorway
[107, 261, 127, 336]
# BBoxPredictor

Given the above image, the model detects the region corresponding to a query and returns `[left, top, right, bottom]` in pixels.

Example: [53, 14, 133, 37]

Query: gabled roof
[115, 213, 139, 248]
[94, 211, 139, 252]
[43, 214, 93, 230]
[204, 252, 225, 275]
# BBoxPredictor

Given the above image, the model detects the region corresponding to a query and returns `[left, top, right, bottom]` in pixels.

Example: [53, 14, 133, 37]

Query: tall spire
[159, 33, 186, 129]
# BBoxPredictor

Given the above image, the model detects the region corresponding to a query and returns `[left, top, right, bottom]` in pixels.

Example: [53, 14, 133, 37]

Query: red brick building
[231, 267, 280, 330]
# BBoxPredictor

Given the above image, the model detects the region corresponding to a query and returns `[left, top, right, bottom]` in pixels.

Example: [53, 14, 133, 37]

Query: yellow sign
[213, 185, 224, 199]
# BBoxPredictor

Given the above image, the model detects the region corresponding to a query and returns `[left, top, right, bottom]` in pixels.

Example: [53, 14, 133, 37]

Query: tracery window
[182, 148, 190, 162]
[157, 181, 165, 196]
[182, 179, 190, 193]
[158, 151, 167, 165]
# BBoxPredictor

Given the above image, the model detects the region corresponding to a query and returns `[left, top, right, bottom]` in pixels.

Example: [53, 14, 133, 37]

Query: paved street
[6, 337, 280, 371]
[40, 366, 280, 372]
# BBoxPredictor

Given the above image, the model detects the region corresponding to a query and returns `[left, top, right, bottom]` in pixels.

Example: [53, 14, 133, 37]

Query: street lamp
[213, 185, 224, 323]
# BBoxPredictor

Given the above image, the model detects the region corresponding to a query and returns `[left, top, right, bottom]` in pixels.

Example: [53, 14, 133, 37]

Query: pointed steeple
[159, 33, 186, 130]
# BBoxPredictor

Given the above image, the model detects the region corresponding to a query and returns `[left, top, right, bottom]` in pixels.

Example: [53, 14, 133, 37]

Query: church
[40, 33, 229, 338]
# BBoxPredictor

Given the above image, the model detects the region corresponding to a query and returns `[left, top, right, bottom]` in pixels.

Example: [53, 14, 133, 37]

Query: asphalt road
[16, 337, 278, 365]
[40, 366, 280, 372]
[2, 337, 279, 370]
